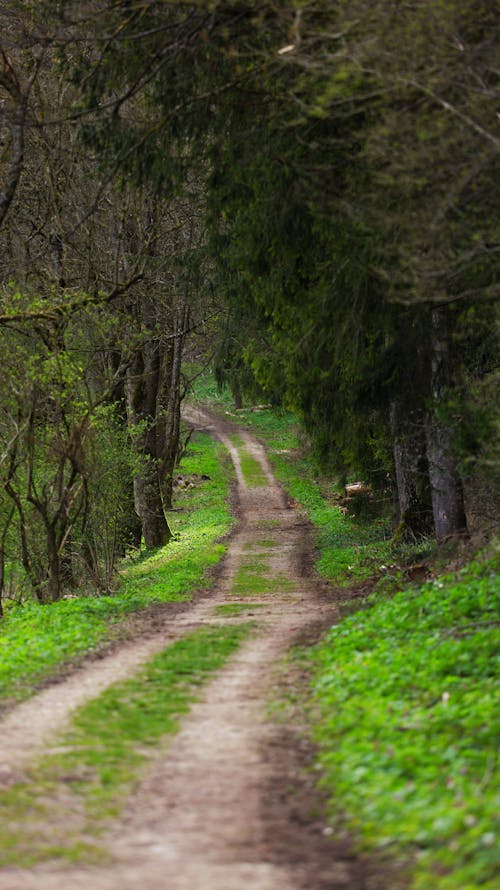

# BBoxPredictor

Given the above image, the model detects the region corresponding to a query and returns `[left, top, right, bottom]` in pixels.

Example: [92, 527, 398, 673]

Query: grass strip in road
[231, 561, 274, 597]
[215, 602, 266, 616]
[231, 434, 268, 487]
[242, 538, 278, 550]
[0, 623, 252, 866]
[0, 433, 234, 705]
[311, 552, 500, 890]
[230, 561, 297, 598]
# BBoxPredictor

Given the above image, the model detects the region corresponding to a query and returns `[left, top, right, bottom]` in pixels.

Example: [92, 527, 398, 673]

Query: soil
[0, 407, 402, 890]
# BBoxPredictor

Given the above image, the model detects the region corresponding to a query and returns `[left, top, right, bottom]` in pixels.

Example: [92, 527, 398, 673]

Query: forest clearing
[0, 2, 498, 889]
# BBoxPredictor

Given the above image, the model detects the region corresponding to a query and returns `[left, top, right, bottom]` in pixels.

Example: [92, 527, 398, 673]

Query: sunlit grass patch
[311, 552, 500, 890]
[0, 433, 234, 704]
[230, 559, 296, 597]
[231, 562, 274, 596]
[0, 624, 251, 865]
[239, 451, 268, 487]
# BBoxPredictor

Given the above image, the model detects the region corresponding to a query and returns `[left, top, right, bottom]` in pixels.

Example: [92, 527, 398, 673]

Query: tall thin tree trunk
[46, 525, 63, 602]
[125, 346, 172, 549]
[159, 306, 188, 510]
[425, 306, 468, 541]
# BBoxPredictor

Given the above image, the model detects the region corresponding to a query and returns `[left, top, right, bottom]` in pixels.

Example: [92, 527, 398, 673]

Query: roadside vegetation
[313, 551, 499, 890]
[192, 374, 499, 890]
[0, 432, 233, 705]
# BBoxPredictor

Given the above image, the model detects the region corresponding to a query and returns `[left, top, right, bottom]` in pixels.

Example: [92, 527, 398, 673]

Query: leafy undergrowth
[312, 549, 500, 890]
[0, 624, 251, 865]
[0, 432, 233, 704]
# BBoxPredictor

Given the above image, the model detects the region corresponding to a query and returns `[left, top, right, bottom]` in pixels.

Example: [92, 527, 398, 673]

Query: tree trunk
[125, 345, 172, 548]
[390, 403, 433, 540]
[0, 506, 15, 617]
[232, 383, 243, 410]
[158, 306, 188, 510]
[133, 464, 171, 548]
[46, 524, 63, 602]
[425, 306, 468, 541]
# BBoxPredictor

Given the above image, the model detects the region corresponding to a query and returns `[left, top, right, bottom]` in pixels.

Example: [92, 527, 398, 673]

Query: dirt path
[0, 407, 371, 890]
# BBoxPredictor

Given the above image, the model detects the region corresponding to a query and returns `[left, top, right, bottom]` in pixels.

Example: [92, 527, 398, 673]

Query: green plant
[311, 550, 500, 889]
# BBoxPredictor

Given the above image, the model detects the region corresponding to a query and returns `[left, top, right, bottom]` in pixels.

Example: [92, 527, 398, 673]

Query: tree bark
[125, 343, 172, 548]
[390, 402, 433, 539]
[0, 51, 41, 230]
[46, 524, 62, 603]
[425, 306, 468, 541]
[158, 305, 188, 510]
[231, 383, 243, 410]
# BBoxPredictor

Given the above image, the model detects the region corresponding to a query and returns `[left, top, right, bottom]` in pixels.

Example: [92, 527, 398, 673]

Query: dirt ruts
[0, 407, 388, 890]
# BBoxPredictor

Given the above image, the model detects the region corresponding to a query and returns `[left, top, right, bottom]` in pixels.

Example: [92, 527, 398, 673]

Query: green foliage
[44, 0, 499, 541]
[79, 404, 141, 592]
[0, 432, 233, 703]
[311, 550, 500, 889]
[0, 302, 141, 603]
[0, 624, 251, 864]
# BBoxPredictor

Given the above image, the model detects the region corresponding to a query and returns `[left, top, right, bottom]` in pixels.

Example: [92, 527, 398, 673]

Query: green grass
[230, 434, 268, 487]
[0, 623, 251, 865]
[311, 550, 500, 890]
[215, 602, 266, 616]
[230, 562, 297, 598]
[242, 538, 278, 550]
[231, 561, 274, 597]
[0, 432, 234, 704]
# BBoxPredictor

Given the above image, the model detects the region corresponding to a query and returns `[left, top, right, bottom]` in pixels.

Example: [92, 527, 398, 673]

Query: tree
[0, 11, 42, 230]
[8, 0, 500, 544]
[0, 303, 135, 601]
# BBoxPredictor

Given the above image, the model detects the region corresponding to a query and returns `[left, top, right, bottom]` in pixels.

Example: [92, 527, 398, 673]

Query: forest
[0, 2, 498, 888]
[0, 1, 498, 600]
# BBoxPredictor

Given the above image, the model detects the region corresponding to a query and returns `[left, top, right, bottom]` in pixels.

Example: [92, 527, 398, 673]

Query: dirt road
[0, 408, 379, 890]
